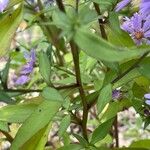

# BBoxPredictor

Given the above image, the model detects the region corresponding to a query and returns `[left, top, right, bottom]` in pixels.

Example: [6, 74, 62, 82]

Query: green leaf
[39, 51, 51, 85]
[138, 63, 150, 79]
[108, 12, 121, 33]
[108, 12, 134, 47]
[1, 58, 10, 89]
[11, 100, 61, 150]
[0, 6, 23, 57]
[144, 117, 150, 129]
[93, 148, 148, 150]
[91, 0, 117, 12]
[0, 91, 15, 104]
[58, 144, 83, 150]
[74, 28, 149, 62]
[97, 84, 112, 114]
[58, 115, 71, 137]
[73, 134, 88, 147]
[0, 103, 38, 123]
[42, 87, 63, 102]
[90, 118, 114, 144]
[62, 132, 71, 145]
[115, 148, 148, 150]
[0, 121, 9, 132]
[78, 4, 97, 25]
[132, 83, 146, 99]
[113, 69, 140, 89]
[20, 124, 51, 150]
[7, 0, 23, 9]
[101, 99, 131, 123]
[130, 140, 150, 149]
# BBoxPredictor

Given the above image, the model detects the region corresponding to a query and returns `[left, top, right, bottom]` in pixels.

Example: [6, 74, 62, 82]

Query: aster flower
[115, 0, 131, 12]
[121, 13, 150, 45]
[144, 93, 150, 105]
[15, 49, 36, 85]
[0, 0, 9, 12]
[140, 0, 150, 17]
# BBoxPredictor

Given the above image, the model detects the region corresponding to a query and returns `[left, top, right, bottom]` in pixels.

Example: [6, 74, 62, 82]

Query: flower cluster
[15, 49, 36, 85]
[116, 0, 150, 45]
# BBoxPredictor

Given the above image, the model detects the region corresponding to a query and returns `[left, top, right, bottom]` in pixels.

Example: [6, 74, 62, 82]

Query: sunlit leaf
[0, 6, 23, 57]
[11, 100, 61, 149]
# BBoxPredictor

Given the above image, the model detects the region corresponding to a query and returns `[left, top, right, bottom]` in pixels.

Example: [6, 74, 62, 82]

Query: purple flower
[15, 49, 36, 85]
[21, 49, 36, 74]
[115, 0, 131, 12]
[144, 93, 150, 105]
[140, 0, 150, 17]
[112, 90, 121, 99]
[145, 100, 150, 105]
[121, 13, 150, 45]
[20, 63, 34, 74]
[0, 0, 9, 12]
[15, 75, 30, 85]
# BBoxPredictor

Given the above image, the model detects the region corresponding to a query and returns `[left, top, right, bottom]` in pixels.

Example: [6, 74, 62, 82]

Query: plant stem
[56, 0, 66, 13]
[55, 0, 88, 140]
[93, 2, 107, 40]
[114, 115, 119, 148]
[1, 130, 13, 143]
[76, 0, 79, 12]
[70, 41, 88, 141]
[2, 84, 78, 93]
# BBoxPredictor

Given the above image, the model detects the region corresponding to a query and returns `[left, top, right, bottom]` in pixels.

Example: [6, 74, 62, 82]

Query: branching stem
[55, 0, 88, 141]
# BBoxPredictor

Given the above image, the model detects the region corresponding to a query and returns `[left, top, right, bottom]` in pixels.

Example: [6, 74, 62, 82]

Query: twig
[1, 130, 13, 143]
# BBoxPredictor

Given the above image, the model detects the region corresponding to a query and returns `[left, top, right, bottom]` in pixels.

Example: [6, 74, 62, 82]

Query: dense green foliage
[0, 0, 150, 149]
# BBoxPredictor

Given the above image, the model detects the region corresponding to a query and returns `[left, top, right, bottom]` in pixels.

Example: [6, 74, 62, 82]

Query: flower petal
[144, 93, 150, 99]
